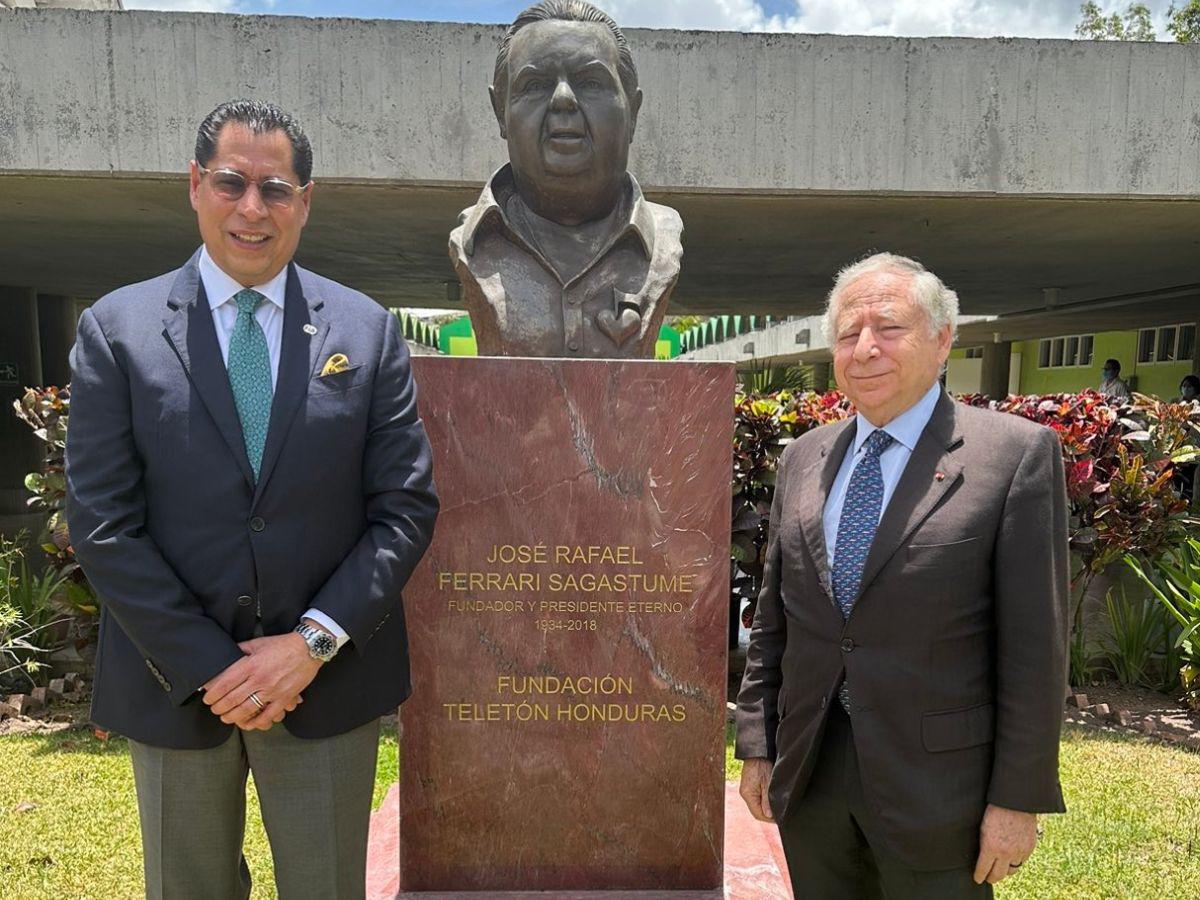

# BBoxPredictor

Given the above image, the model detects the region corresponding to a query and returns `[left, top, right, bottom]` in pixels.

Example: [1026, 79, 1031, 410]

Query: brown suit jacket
[735, 389, 1069, 870]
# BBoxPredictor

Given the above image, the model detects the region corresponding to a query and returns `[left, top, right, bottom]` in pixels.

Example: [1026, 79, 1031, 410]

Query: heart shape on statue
[596, 307, 641, 347]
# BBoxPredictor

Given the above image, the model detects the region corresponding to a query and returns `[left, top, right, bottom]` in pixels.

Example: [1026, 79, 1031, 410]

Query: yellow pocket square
[320, 353, 351, 376]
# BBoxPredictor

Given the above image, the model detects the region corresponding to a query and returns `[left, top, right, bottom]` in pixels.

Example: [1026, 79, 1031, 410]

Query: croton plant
[733, 389, 1199, 629]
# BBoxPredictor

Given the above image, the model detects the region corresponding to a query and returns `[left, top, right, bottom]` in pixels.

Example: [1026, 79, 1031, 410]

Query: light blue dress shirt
[198, 247, 350, 650]
[822, 381, 943, 570]
[199, 246, 287, 389]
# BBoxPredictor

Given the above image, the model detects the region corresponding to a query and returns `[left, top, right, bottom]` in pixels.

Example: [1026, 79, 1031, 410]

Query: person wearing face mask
[1099, 358, 1131, 401]
[1176, 374, 1200, 405]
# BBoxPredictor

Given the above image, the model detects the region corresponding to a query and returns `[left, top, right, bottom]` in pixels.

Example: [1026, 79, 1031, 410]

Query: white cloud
[122, 0, 238, 11]
[598, 0, 773, 31]
[762, 0, 1080, 39]
[598, 0, 1174, 40]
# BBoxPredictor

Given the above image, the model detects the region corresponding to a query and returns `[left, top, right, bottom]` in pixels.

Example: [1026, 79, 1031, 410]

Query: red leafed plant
[735, 389, 1198, 636]
[11, 386, 97, 617]
[732, 390, 853, 632]
[960, 391, 1197, 575]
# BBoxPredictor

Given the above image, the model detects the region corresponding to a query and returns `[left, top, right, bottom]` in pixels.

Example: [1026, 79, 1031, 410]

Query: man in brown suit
[736, 253, 1068, 898]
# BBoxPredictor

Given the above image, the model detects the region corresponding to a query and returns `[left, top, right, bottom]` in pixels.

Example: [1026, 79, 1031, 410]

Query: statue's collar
[461, 164, 656, 259]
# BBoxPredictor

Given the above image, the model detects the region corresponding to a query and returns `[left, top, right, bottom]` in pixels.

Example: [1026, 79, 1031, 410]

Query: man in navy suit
[65, 100, 438, 899]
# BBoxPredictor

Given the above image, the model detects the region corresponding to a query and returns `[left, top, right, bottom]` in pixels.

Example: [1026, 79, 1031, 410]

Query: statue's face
[495, 19, 640, 201]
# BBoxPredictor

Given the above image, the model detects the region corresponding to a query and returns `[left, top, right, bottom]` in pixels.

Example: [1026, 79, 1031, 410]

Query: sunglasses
[198, 165, 311, 207]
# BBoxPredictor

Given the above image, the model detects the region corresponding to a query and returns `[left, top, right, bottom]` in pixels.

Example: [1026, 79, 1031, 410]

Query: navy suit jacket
[65, 251, 439, 749]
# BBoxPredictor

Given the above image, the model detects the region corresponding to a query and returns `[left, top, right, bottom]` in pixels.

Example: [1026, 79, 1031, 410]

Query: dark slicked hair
[195, 99, 313, 185]
[493, 0, 639, 103]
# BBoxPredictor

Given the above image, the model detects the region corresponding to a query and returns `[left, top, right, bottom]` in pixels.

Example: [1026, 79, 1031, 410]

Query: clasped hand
[202, 633, 322, 731]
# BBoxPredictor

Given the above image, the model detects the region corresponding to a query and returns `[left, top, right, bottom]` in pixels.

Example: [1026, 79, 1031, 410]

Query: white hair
[822, 252, 959, 344]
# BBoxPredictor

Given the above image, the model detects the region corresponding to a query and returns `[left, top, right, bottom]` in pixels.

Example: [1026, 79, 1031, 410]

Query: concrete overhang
[2, 175, 1196, 320]
[1, 11, 1197, 316]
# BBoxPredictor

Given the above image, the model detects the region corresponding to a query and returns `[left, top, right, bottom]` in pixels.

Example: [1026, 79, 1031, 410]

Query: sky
[120, 0, 1183, 41]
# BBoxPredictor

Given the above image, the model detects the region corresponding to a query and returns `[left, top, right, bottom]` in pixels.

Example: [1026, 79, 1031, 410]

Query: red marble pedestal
[368, 783, 793, 899]
[400, 358, 735, 894]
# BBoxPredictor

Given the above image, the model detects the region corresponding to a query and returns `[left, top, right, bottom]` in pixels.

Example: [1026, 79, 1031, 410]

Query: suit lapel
[252, 264, 329, 506]
[161, 252, 256, 489]
[853, 391, 965, 611]
[796, 418, 856, 606]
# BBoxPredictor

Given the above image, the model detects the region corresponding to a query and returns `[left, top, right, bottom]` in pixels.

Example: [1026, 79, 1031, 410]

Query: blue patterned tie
[227, 289, 273, 480]
[832, 428, 893, 711]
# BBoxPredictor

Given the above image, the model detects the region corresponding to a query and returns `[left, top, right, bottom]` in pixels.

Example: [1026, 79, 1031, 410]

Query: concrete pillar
[37, 294, 77, 388]
[0, 287, 46, 541]
[981, 341, 1013, 400]
[810, 362, 831, 392]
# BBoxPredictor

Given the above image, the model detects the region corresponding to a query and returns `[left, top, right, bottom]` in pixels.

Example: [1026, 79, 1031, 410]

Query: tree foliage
[1076, 2, 1157, 40]
[1168, 0, 1200, 41]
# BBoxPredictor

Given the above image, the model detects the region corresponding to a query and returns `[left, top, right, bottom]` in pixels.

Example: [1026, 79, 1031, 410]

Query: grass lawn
[1, 722, 1197, 898]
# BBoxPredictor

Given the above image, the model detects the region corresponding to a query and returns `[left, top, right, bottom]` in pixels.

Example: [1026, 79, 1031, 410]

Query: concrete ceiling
[2, 174, 1197, 337]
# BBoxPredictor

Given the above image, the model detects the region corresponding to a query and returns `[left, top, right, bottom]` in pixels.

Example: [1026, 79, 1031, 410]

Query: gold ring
[248, 692, 265, 710]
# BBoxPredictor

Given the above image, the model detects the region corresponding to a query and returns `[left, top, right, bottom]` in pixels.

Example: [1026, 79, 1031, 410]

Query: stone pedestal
[369, 785, 792, 900]
[400, 357, 734, 894]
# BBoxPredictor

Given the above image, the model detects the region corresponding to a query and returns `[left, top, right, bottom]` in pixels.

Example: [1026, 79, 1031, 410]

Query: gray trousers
[128, 717, 381, 900]
[778, 704, 993, 900]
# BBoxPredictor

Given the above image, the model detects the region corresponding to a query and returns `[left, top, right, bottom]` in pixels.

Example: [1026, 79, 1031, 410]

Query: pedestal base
[395, 892, 720, 899]
[368, 783, 792, 900]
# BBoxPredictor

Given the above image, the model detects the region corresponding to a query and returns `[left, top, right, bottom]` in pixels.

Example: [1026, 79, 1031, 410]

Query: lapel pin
[302, 324, 318, 335]
[935, 471, 946, 482]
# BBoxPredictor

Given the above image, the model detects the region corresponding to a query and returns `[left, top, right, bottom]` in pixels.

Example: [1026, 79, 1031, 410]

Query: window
[1080, 335, 1095, 367]
[1137, 323, 1197, 364]
[1158, 327, 1177, 363]
[1051, 338, 1065, 367]
[1138, 329, 1155, 364]
[1037, 333, 1097, 369]
[963, 347, 983, 359]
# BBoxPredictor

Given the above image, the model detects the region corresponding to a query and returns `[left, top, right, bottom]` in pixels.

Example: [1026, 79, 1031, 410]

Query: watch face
[311, 632, 337, 658]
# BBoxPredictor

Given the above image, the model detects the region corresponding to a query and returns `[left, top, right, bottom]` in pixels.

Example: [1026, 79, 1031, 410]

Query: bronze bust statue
[450, 0, 683, 358]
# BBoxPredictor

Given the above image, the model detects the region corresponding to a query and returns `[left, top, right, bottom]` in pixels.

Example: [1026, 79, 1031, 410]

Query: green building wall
[1013, 329, 1193, 399]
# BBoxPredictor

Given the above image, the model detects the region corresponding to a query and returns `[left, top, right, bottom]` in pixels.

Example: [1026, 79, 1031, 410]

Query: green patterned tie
[227, 288, 273, 480]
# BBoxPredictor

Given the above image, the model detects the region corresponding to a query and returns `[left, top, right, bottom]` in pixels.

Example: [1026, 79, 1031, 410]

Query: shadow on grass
[12, 713, 1176, 767]
[1061, 718, 1198, 753]
[13, 727, 131, 758]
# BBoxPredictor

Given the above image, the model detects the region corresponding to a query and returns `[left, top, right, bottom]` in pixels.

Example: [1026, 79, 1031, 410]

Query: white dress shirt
[198, 247, 349, 650]
[822, 381, 943, 570]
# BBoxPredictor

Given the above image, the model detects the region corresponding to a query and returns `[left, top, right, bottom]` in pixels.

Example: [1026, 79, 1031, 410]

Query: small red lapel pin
[934, 471, 946, 482]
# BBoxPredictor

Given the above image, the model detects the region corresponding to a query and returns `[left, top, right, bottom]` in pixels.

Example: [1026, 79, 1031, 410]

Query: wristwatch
[294, 622, 338, 663]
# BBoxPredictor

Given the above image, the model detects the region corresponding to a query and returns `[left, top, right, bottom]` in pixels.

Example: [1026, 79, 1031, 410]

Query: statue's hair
[823, 252, 960, 343]
[493, 0, 639, 103]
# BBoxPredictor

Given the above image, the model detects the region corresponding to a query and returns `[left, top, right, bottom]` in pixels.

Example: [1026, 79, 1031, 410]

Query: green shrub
[0, 535, 69, 691]
[12, 385, 97, 619]
[1126, 537, 1200, 709]
[1099, 584, 1165, 687]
